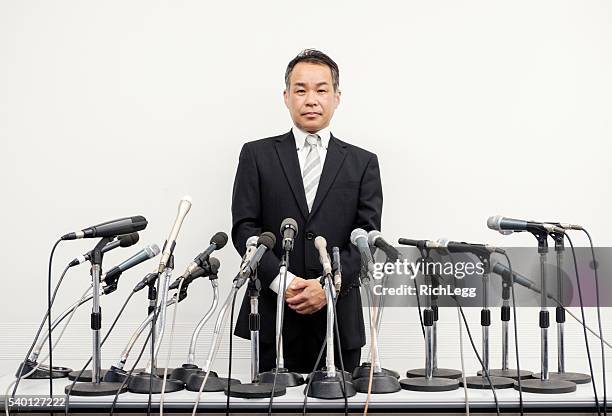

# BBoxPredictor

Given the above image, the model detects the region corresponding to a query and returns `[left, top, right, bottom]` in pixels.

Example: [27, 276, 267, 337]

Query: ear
[334, 89, 341, 109]
[283, 89, 289, 108]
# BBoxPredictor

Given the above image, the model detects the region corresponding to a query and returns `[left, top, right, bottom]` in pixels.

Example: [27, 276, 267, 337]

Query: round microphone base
[308, 369, 353, 383]
[461, 375, 515, 389]
[185, 371, 239, 392]
[259, 368, 305, 387]
[68, 369, 109, 382]
[478, 368, 533, 380]
[515, 378, 577, 394]
[102, 366, 128, 383]
[353, 362, 400, 379]
[225, 383, 286, 399]
[405, 367, 463, 379]
[354, 372, 401, 394]
[306, 375, 357, 399]
[171, 364, 217, 385]
[17, 361, 72, 379]
[532, 372, 591, 385]
[400, 377, 459, 392]
[65, 381, 128, 396]
[134, 367, 176, 378]
[127, 372, 184, 394]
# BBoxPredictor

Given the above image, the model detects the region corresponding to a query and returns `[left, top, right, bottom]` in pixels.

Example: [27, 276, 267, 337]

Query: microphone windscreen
[246, 235, 259, 247]
[487, 215, 502, 230]
[367, 230, 382, 246]
[350, 228, 367, 246]
[280, 217, 298, 235]
[119, 232, 140, 247]
[258, 232, 276, 249]
[210, 231, 228, 249]
[209, 257, 221, 273]
[314, 236, 327, 251]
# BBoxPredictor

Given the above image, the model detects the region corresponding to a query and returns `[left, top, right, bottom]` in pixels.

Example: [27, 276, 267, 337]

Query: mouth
[302, 112, 321, 117]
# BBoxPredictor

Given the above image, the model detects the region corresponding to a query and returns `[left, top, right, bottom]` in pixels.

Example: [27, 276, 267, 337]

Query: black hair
[285, 49, 340, 92]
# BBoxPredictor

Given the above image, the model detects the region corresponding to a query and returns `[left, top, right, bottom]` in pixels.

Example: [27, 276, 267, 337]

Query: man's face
[284, 62, 340, 133]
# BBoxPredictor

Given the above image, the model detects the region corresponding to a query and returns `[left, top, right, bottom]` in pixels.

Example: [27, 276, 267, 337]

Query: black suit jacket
[231, 130, 383, 350]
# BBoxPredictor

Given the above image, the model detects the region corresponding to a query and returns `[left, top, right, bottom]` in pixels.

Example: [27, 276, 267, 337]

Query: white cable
[5, 286, 91, 416]
[457, 306, 469, 416]
[160, 280, 183, 416]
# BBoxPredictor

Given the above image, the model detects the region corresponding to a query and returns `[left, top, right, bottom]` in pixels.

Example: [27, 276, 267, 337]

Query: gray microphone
[351, 228, 375, 280]
[103, 244, 161, 286]
[280, 218, 298, 251]
[491, 261, 540, 293]
[487, 215, 565, 235]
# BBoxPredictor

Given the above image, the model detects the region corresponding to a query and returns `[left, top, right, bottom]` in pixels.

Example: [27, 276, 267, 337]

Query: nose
[304, 90, 318, 106]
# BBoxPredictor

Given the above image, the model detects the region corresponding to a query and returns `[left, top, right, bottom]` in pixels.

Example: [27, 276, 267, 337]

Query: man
[231, 49, 383, 374]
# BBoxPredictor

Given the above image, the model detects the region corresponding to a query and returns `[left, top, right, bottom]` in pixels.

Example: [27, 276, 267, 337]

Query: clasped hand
[284, 276, 326, 314]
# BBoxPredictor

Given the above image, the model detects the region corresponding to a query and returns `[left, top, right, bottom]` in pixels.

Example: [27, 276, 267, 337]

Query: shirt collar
[292, 125, 331, 150]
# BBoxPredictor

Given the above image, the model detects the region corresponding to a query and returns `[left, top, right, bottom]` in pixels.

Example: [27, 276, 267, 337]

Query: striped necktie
[302, 134, 321, 212]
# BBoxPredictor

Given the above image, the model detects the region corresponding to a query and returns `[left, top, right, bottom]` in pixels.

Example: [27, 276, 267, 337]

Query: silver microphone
[314, 236, 332, 276]
[158, 196, 192, 273]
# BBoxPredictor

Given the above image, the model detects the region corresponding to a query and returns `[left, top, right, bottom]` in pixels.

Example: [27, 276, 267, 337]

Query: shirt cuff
[269, 271, 297, 294]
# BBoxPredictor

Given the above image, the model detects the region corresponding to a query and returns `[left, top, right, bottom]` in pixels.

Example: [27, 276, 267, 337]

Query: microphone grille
[367, 230, 382, 246]
[210, 231, 228, 249]
[280, 218, 298, 236]
[146, 244, 161, 258]
[436, 238, 449, 248]
[487, 215, 502, 231]
[258, 232, 276, 249]
[350, 228, 367, 246]
[119, 232, 140, 247]
[246, 236, 259, 247]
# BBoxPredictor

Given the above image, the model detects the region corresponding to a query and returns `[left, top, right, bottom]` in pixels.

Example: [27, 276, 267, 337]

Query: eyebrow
[293, 82, 330, 87]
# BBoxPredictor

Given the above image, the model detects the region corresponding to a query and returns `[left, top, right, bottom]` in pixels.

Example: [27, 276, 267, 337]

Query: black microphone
[240, 232, 276, 280]
[68, 233, 140, 267]
[397, 238, 441, 249]
[332, 246, 342, 292]
[61, 216, 148, 240]
[368, 230, 400, 262]
[186, 232, 228, 276]
[103, 244, 160, 287]
[436, 238, 505, 256]
[280, 218, 298, 251]
[487, 215, 565, 235]
[170, 257, 221, 289]
[491, 261, 540, 293]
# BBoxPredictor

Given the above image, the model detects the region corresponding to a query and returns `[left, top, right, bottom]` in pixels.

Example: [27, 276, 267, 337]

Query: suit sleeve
[339, 154, 383, 295]
[231, 143, 281, 287]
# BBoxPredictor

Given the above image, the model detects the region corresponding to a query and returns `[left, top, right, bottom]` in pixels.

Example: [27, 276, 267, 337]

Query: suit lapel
[274, 131, 309, 219]
[309, 135, 348, 218]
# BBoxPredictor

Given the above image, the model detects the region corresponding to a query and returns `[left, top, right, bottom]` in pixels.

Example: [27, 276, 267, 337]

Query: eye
[295, 89, 306, 94]
[318, 89, 327, 94]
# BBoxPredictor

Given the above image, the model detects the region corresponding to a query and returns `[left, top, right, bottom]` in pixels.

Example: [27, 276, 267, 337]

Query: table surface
[1, 372, 610, 412]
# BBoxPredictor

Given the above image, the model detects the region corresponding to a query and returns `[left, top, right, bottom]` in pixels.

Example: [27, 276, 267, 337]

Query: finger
[286, 293, 307, 305]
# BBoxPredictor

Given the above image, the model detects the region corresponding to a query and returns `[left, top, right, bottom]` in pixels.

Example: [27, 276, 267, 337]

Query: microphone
[436, 238, 505, 255]
[397, 238, 442, 248]
[103, 244, 161, 287]
[487, 215, 565, 235]
[314, 236, 332, 276]
[332, 246, 342, 292]
[491, 261, 540, 293]
[68, 233, 140, 267]
[368, 230, 400, 262]
[170, 257, 221, 289]
[61, 216, 148, 240]
[158, 196, 192, 273]
[239, 232, 276, 280]
[280, 218, 298, 252]
[182, 232, 228, 277]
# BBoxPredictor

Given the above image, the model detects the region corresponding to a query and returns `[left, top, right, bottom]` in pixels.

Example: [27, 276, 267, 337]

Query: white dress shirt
[268, 125, 331, 294]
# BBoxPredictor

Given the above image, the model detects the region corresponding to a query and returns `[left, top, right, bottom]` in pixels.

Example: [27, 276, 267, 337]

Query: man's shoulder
[242, 132, 291, 150]
[333, 135, 377, 160]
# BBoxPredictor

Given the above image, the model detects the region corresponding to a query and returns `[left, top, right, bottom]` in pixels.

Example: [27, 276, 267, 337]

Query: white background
[0, 1, 610, 380]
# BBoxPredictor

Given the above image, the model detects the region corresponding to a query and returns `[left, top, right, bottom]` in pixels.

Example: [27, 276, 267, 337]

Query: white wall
[1, 0, 610, 378]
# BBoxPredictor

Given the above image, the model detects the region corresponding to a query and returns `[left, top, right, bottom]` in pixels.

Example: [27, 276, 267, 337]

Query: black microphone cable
[146, 276, 161, 416]
[225, 291, 238, 416]
[46, 238, 62, 400]
[500, 251, 524, 416]
[581, 228, 607, 416]
[63, 289, 135, 416]
[565, 233, 600, 416]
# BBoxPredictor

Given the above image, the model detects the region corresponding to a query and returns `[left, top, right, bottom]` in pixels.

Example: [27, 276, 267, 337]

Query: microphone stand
[66, 237, 128, 396]
[170, 275, 220, 384]
[348, 256, 400, 394]
[307, 274, 357, 398]
[401, 246, 459, 392]
[128, 256, 184, 393]
[225, 269, 286, 398]
[518, 231, 576, 394]
[463, 254, 514, 389]
[259, 247, 304, 387]
[532, 232, 591, 384]
[480, 269, 533, 380]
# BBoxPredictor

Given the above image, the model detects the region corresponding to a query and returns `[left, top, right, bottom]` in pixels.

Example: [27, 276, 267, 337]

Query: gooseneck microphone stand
[400, 244, 459, 392]
[517, 231, 576, 394]
[170, 275, 220, 384]
[481, 269, 533, 380]
[463, 254, 514, 389]
[259, 247, 304, 387]
[66, 237, 128, 396]
[532, 232, 591, 384]
[307, 272, 357, 398]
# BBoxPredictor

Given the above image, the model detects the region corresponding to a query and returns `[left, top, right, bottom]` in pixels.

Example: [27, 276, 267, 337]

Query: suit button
[306, 232, 315, 240]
